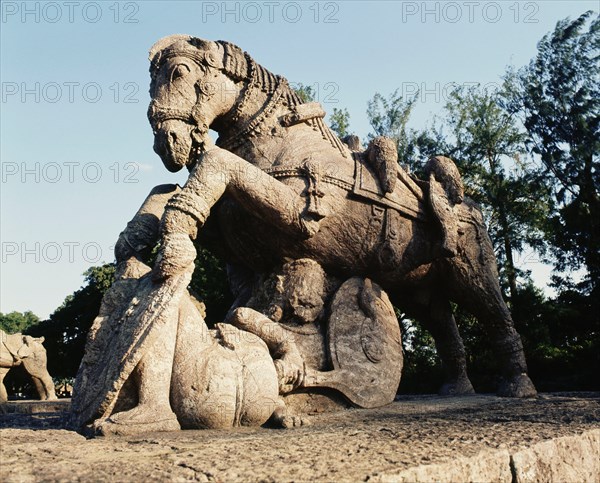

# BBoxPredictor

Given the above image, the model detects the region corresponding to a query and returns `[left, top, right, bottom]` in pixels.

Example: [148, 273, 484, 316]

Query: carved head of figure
[147, 35, 244, 172]
[19, 335, 45, 360]
[272, 259, 327, 325]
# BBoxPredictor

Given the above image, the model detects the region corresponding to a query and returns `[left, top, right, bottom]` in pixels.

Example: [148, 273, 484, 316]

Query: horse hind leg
[447, 221, 537, 397]
[405, 293, 475, 395]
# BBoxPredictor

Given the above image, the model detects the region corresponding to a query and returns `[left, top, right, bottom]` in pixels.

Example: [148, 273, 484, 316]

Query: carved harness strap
[147, 103, 205, 130]
[300, 158, 327, 220]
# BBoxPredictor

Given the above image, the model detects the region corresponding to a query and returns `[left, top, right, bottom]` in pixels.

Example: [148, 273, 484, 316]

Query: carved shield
[325, 277, 402, 408]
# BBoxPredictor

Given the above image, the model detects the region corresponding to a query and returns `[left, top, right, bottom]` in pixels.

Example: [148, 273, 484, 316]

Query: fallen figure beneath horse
[70, 35, 536, 434]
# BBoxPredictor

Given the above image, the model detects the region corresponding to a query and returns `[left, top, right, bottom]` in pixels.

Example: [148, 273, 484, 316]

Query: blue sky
[1, 0, 596, 318]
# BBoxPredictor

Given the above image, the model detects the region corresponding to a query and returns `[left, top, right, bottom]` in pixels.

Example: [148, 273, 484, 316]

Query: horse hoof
[439, 377, 475, 396]
[497, 373, 537, 398]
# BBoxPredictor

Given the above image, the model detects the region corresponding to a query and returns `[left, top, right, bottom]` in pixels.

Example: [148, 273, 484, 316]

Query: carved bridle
[147, 47, 223, 147]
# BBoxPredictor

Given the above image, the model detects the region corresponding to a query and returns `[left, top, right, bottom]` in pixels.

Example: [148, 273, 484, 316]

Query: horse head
[148, 35, 244, 172]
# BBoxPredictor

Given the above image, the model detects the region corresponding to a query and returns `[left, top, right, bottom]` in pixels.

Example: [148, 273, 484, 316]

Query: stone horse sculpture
[0, 329, 57, 402]
[144, 35, 536, 398]
[71, 35, 537, 434]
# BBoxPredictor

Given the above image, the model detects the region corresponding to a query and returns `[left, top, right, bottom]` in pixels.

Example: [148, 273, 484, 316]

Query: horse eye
[170, 64, 191, 82]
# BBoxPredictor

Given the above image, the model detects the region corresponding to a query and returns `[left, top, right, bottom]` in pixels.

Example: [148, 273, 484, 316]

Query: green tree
[329, 107, 351, 138]
[366, 90, 450, 172]
[442, 84, 552, 302]
[512, 11, 600, 294]
[292, 83, 316, 103]
[28, 264, 116, 378]
[189, 242, 233, 326]
[0, 311, 40, 334]
[398, 315, 443, 393]
[367, 89, 418, 161]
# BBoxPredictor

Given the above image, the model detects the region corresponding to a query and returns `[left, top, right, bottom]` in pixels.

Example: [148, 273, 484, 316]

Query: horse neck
[215, 78, 351, 170]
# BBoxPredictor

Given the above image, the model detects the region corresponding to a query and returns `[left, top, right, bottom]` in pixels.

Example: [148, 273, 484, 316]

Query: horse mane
[217, 40, 304, 108]
[215, 41, 347, 156]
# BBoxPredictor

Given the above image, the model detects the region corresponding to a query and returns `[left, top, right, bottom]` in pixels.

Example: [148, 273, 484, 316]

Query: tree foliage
[189, 242, 233, 326]
[292, 83, 316, 103]
[27, 264, 115, 378]
[329, 107, 351, 138]
[512, 11, 600, 293]
[329, 107, 350, 138]
[0, 311, 40, 334]
[367, 90, 420, 165]
[442, 84, 553, 301]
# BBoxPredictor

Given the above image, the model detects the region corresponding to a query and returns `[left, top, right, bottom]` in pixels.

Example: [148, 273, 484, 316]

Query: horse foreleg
[155, 147, 308, 279]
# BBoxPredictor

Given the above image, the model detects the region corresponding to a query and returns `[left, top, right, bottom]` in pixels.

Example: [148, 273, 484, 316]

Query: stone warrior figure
[228, 258, 327, 395]
[70, 186, 310, 433]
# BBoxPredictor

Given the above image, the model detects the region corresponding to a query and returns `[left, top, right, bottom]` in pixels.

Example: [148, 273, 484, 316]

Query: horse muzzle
[153, 120, 195, 173]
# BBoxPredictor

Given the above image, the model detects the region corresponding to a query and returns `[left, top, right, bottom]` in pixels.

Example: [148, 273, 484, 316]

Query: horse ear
[38, 336, 45, 343]
[189, 38, 223, 69]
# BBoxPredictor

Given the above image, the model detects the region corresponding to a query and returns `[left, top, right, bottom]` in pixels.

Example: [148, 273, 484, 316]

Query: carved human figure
[0, 330, 57, 402]
[227, 258, 328, 394]
[229, 258, 403, 410]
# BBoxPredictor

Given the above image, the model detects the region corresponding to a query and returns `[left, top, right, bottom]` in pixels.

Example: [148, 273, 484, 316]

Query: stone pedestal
[1, 393, 598, 482]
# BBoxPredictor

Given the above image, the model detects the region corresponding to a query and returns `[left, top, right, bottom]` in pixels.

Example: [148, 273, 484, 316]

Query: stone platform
[0, 393, 598, 482]
[0, 399, 70, 415]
